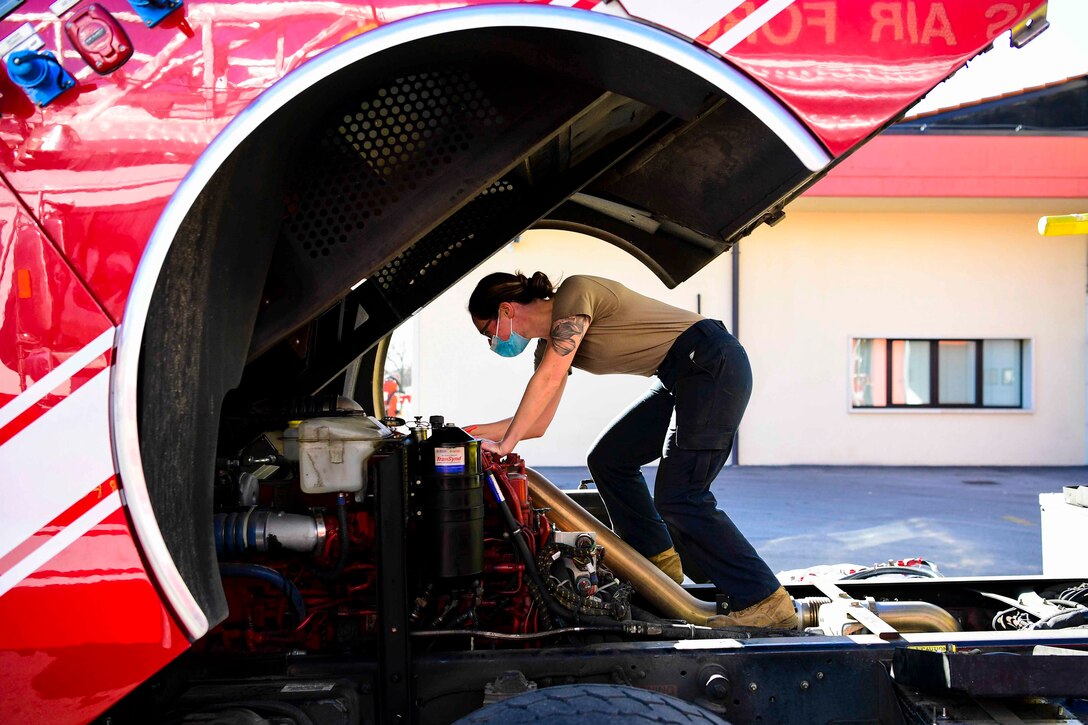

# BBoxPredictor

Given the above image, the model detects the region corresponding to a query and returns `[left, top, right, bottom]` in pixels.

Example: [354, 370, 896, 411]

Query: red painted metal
[691, 1, 1044, 156]
[0, 177, 111, 418]
[0, 505, 189, 724]
[810, 135, 1088, 198]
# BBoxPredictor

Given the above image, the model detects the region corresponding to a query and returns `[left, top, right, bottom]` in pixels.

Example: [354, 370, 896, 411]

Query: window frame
[850, 337, 1027, 410]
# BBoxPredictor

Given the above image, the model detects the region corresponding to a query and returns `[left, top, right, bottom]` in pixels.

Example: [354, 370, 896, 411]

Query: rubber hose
[218, 563, 307, 621]
[840, 566, 940, 580]
[315, 497, 350, 580]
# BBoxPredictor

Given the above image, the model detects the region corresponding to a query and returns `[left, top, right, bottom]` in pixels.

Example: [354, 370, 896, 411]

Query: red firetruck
[2, 1, 1083, 723]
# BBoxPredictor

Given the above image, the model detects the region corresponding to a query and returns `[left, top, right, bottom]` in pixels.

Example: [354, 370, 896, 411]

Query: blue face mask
[490, 314, 531, 358]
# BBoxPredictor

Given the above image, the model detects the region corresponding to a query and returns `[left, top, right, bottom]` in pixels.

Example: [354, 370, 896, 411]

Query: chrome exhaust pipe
[526, 468, 719, 625]
[796, 596, 961, 634]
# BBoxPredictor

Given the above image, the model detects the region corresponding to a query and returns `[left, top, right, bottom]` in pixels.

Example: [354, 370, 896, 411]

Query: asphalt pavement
[532, 465, 1088, 578]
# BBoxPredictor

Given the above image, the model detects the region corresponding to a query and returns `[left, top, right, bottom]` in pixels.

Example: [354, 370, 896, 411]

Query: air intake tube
[214, 510, 326, 557]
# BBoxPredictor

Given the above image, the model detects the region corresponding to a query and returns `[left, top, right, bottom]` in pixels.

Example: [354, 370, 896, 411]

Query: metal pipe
[796, 596, 961, 634]
[525, 468, 718, 625]
[730, 239, 740, 465]
[860, 600, 962, 634]
[795, 597, 830, 629]
[413, 626, 610, 641]
[214, 510, 326, 556]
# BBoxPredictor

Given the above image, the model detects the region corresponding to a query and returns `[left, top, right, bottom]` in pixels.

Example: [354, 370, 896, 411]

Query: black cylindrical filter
[419, 424, 484, 578]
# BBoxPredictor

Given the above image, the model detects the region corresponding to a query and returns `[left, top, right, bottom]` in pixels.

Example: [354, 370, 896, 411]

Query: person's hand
[465, 422, 506, 441]
[481, 439, 514, 457]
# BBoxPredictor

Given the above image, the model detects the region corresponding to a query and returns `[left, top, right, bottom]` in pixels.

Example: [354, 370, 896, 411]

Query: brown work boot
[706, 587, 796, 629]
[648, 547, 684, 584]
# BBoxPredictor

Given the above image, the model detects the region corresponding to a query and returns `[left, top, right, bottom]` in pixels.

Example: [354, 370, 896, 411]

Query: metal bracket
[811, 578, 900, 639]
[1011, 3, 1049, 48]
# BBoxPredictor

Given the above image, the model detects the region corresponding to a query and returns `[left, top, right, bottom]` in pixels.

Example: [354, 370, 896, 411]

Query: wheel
[453, 683, 730, 724]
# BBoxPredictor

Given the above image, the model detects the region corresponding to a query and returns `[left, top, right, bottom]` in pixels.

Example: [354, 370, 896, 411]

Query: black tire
[453, 683, 730, 724]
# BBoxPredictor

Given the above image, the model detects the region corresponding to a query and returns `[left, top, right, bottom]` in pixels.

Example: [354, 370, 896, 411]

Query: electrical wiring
[985, 583, 1088, 631]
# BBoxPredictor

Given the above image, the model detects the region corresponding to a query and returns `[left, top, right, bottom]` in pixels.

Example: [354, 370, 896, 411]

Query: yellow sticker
[907, 644, 957, 653]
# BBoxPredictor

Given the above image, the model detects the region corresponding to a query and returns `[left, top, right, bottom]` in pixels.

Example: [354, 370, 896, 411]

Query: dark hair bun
[527, 271, 554, 298]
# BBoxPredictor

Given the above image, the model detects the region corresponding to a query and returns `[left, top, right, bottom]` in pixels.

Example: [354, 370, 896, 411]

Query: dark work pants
[586, 320, 779, 611]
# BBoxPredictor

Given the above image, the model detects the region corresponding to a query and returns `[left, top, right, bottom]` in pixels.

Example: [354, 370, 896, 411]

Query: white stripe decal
[709, 0, 798, 54]
[0, 491, 121, 598]
[0, 370, 116, 558]
[549, 0, 581, 7]
[620, 0, 744, 39]
[0, 327, 114, 429]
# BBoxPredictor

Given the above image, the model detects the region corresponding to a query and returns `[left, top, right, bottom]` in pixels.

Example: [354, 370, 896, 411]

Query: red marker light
[64, 4, 133, 75]
[16, 269, 31, 299]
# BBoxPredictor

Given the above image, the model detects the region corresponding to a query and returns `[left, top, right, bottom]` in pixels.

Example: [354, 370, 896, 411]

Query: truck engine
[205, 394, 1088, 659]
[206, 396, 663, 658]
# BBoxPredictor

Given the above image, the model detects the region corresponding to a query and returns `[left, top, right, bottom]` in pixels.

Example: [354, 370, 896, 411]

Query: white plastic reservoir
[297, 415, 392, 494]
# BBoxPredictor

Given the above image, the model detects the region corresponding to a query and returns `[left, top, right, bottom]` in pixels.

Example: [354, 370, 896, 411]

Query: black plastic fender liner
[139, 141, 290, 629]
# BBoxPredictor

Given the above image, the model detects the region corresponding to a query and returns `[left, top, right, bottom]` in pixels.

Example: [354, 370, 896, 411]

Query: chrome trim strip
[111, 3, 829, 641]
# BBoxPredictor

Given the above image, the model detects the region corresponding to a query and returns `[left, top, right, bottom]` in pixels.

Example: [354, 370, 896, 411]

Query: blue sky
[909, 0, 1088, 115]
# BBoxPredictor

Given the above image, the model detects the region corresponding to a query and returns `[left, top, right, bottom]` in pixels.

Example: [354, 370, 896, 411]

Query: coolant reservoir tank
[297, 415, 391, 494]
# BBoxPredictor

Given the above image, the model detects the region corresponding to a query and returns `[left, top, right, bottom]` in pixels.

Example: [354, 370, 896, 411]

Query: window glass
[851, 338, 886, 406]
[850, 338, 1026, 409]
[381, 321, 417, 418]
[890, 340, 930, 405]
[938, 340, 977, 404]
[983, 339, 1021, 406]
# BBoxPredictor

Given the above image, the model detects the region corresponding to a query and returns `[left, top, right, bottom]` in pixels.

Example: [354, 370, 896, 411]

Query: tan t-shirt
[534, 275, 702, 377]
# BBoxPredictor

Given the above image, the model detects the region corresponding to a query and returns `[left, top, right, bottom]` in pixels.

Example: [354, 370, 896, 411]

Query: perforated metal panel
[282, 70, 504, 263]
[372, 178, 517, 298]
[253, 59, 613, 362]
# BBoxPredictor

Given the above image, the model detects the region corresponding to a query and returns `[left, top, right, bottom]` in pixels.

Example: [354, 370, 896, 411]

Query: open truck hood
[242, 26, 823, 391]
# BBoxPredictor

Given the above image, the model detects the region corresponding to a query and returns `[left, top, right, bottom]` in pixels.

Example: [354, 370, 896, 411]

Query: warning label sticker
[907, 644, 957, 653]
[435, 446, 466, 474]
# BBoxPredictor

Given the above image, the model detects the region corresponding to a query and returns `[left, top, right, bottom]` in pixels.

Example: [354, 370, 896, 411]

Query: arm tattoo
[550, 315, 588, 356]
